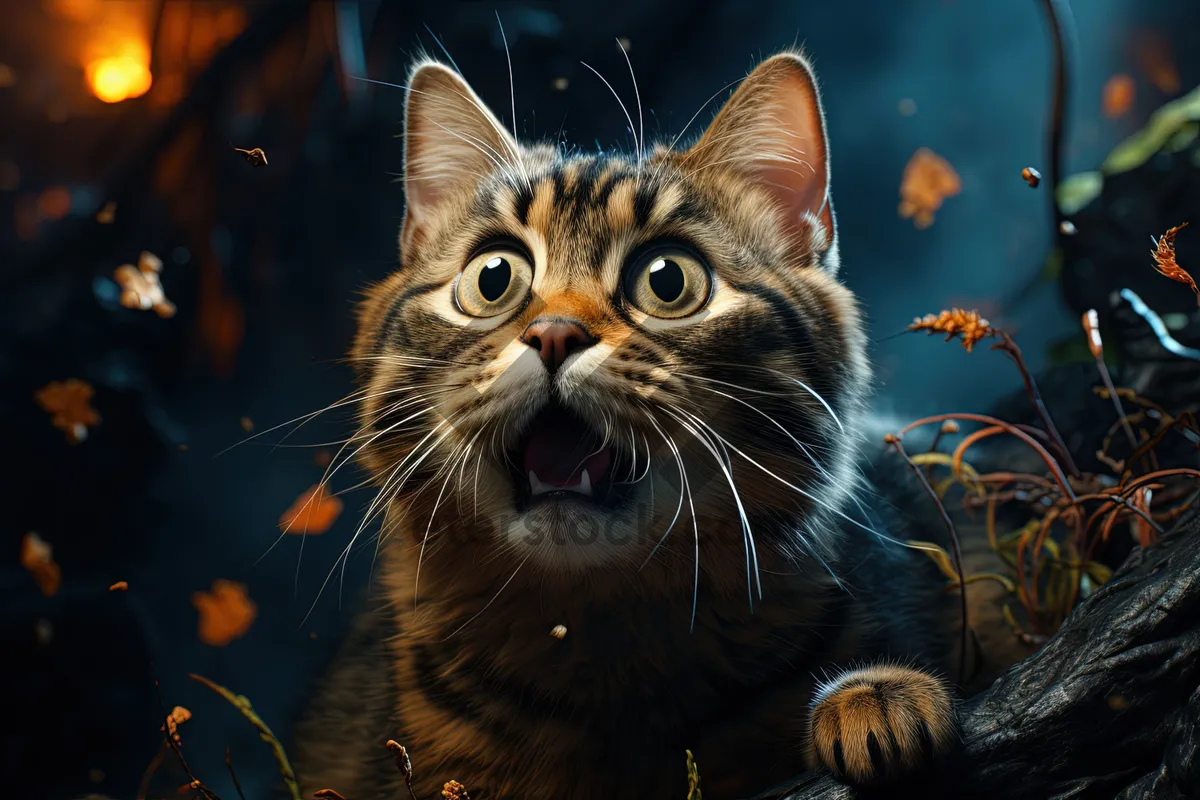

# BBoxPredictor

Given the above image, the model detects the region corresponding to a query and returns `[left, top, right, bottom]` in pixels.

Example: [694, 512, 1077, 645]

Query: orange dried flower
[21, 532, 61, 597]
[192, 580, 257, 646]
[1103, 74, 1135, 119]
[908, 308, 995, 353]
[898, 148, 961, 229]
[1150, 223, 1198, 306]
[442, 780, 471, 800]
[35, 378, 100, 443]
[279, 484, 343, 535]
[114, 251, 175, 318]
[162, 705, 192, 743]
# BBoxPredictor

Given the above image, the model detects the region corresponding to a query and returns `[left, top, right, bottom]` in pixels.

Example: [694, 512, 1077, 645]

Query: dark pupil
[478, 256, 512, 302]
[647, 258, 685, 303]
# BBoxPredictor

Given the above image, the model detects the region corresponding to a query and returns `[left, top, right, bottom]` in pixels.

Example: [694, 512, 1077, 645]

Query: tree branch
[756, 503, 1200, 799]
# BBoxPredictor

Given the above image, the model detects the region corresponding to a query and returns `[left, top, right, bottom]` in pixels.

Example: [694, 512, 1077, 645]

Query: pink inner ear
[753, 72, 834, 248]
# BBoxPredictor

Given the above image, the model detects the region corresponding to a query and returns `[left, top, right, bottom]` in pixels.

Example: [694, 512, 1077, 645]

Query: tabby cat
[294, 50, 1024, 799]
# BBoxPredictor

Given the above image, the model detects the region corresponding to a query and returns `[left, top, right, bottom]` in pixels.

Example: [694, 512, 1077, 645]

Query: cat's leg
[805, 664, 957, 787]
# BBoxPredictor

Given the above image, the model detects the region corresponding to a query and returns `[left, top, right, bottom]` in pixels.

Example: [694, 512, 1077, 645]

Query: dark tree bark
[755, 504, 1200, 800]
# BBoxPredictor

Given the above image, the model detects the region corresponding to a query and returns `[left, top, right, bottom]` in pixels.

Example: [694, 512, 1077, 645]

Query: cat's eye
[623, 246, 712, 319]
[455, 248, 533, 318]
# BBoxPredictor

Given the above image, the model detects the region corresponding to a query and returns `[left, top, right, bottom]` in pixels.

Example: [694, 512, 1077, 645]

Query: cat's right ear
[401, 62, 519, 252]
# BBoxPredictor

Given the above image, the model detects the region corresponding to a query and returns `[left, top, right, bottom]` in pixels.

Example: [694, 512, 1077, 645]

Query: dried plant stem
[137, 743, 166, 800]
[188, 674, 301, 800]
[1095, 356, 1138, 452]
[887, 435, 969, 685]
[225, 748, 247, 800]
[992, 332, 1080, 478]
[899, 412, 1076, 501]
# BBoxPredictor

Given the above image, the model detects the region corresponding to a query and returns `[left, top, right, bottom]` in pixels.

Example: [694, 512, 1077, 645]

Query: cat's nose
[520, 318, 597, 373]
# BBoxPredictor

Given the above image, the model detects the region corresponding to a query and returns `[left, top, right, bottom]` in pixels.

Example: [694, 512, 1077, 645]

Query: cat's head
[354, 51, 870, 587]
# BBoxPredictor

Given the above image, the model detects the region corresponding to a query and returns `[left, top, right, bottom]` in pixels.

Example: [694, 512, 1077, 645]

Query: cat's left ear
[685, 52, 837, 269]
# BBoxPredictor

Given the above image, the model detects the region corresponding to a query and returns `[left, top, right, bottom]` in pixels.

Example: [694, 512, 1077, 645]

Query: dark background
[1, 1, 1198, 798]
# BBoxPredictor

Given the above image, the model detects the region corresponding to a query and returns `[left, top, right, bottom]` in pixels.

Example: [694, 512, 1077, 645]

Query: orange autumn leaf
[908, 308, 995, 353]
[21, 532, 61, 597]
[35, 379, 100, 443]
[114, 251, 176, 318]
[1150, 222, 1198, 306]
[192, 580, 257, 646]
[279, 484, 343, 535]
[898, 148, 961, 229]
[1103, 74, 1135, 119]
[109, 581, 128, 592]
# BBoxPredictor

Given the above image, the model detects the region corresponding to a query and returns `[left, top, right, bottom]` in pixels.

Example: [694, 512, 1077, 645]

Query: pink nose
[520, 318, 596, 373]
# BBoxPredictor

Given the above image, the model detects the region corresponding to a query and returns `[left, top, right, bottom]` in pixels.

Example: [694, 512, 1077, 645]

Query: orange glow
[87, 53, 152, 103]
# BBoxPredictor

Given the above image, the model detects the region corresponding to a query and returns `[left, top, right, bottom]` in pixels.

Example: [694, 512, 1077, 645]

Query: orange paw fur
[806, 665, 956, 787]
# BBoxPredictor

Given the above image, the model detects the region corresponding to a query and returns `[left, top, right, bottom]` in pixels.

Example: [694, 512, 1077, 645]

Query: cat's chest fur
[292, 473, 965, 800]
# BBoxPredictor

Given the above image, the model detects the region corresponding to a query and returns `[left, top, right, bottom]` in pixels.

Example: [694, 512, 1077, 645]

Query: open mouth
[510, 401, 633, 510]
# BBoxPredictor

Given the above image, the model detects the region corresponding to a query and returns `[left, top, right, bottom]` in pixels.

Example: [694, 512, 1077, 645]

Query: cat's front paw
[806, 665, 956, 787]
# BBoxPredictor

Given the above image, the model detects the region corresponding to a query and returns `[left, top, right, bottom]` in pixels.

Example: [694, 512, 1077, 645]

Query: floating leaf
[898, 148, 961, 229]
[21, 532, 61, 597]
[35, 378, 100, 443]
[279, 484, 343, 535]
[192, 580, 257, 646]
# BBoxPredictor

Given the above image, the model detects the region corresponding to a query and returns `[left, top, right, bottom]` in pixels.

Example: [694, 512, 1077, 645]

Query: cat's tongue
[522, 407, 613, 487]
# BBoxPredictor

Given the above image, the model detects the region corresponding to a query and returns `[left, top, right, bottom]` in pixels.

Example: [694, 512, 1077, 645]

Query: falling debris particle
[89, 769, 104, 783]
[1102, 74, 1135, 119]
[21, 533, 62, 597]
[0, 63, 16, 88]
[552, 77, 569, 91]
[234, 146, 268, 167]
[898, 148, 961, 229]
[95, 201, 116, 224]
[192, 580, 257, 646]
[442, 780, 471, 800]
[178, 443, 189, 451]
[309, 631, 318, 639]
[279, 484, 343, 535]
[1107, 693, 1130, 711]
[163, 705, 192, 743]
[616, 37, 632, 52]
[36, 378, 101, 443]
[109, 581, 128, 592]
[940, 420, 960, 434]
[35, 618, 53, 645]
[908, 308, 994, 353]
[314, 449, 332, 467]
[897, 98, 917, 116]
[1059, 220, 1077, 235]
[550, 624, 567, 639]
[239, 416, 254, 432]
[113, 251, 175, 318]
[1021, 167, 1041, 188]
[1150, 223, 1198, 306]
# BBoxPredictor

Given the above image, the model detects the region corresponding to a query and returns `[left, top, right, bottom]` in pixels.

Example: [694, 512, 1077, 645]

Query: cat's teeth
[529, 470, 552, 496]
[528, 469, 594, 498]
